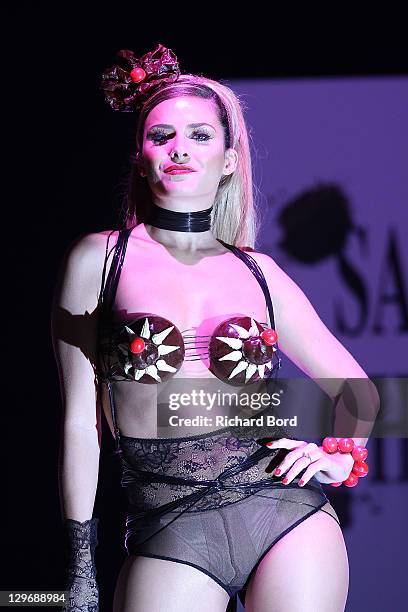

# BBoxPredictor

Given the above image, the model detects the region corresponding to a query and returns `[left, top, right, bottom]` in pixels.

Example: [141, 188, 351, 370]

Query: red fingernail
[299, 479, 304, 486]
[282, 477, 289, 484]
[274, 468, 281, 475]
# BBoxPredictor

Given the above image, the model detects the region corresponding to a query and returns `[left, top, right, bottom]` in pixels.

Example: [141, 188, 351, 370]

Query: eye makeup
[147, 126, 214, 145]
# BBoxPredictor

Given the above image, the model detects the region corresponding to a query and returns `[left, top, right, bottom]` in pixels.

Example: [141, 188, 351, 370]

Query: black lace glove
[62, 517, 99, 612]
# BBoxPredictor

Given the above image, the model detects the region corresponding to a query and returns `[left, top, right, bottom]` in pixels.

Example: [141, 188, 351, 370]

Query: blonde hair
[123, 74, 260, 249]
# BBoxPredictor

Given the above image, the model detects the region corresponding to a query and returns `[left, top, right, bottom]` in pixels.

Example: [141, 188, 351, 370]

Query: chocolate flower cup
[116, 315, 185, 384]
[209, 316, 278, 386]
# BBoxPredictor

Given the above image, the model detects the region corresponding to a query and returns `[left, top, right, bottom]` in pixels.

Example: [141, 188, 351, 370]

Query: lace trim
[63, 518, 99, 611]
[119, 432, 292, 514]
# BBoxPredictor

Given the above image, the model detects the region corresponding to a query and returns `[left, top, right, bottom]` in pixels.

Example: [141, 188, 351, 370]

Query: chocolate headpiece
[101, 43, 181, 112]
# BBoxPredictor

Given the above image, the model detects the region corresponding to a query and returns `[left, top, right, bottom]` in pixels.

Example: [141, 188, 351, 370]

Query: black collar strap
[148, 202, 213, 232]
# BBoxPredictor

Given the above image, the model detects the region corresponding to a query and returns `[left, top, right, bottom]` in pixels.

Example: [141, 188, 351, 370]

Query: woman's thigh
[244, 509, 349, 612]
[113, 555, 231, 612]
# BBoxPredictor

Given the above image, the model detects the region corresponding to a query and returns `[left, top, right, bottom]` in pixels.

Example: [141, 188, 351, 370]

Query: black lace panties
[117, 429, 337, 599]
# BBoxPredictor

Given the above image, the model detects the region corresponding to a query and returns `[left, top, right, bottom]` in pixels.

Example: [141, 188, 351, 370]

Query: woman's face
[139, 95, 237, 203]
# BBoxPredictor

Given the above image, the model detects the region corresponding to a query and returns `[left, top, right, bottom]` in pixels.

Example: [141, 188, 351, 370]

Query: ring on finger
[282, 454, 313, 483]
[302, 451, 313, 462]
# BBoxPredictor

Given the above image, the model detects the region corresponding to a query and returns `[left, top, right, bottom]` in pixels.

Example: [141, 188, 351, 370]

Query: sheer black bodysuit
[96, 226, 340, 608]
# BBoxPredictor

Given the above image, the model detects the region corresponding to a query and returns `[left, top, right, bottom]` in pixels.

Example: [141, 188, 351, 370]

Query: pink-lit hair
[122, 74, 260, 249]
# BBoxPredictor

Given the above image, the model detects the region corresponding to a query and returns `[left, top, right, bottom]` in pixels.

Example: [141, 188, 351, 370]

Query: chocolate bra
[97, 227, 282, 386]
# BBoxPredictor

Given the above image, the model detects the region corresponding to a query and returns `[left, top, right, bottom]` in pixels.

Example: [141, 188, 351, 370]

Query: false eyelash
[149, 129, 212, 144]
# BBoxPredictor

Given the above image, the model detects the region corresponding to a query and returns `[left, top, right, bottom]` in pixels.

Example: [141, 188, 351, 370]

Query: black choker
[148, 202, 213, 232]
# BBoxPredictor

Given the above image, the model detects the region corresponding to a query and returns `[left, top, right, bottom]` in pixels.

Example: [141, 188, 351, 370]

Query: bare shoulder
[66, 229, 118, 258]
[62, 229, 119, 277]
[53, 230, 120, 311]
[246, 250, 301, 303]
[247, 250, 369, 382]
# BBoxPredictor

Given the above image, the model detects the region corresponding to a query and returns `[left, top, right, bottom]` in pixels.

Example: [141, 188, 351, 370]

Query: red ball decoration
[343, 472, 359, 487]
[260, 328, 278, 345]
[352, 446, 368, 462]
[323, 439, 369, 489]
[130, 337, 145, 354]
[352, 461, 369, 477]
[130, 67, 146, 83]
[322, 437, 338, 454]
[337, 438, 355, 453]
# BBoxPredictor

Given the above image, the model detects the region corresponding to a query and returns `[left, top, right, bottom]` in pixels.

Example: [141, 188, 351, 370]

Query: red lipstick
[164, 165, 196, 174]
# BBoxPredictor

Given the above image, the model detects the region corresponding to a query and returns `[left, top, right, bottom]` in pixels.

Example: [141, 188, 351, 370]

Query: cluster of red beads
[322, 437, 369, 488]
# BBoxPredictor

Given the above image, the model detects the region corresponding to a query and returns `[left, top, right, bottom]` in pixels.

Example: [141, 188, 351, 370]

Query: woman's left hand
[265, 438, 355, 486]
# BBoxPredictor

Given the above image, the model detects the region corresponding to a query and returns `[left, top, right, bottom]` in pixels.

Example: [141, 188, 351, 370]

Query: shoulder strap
[97, 230, 115, 307]
[98, 227, 133, 320]
[217, 239, 276, 331]
[98, 229, 276, 332]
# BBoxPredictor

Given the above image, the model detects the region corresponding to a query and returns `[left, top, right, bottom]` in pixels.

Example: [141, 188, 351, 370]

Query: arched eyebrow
[147, 122, 216, 130]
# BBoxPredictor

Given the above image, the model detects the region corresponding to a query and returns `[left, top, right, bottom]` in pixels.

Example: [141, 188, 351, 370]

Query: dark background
[4, 3, 407, 610]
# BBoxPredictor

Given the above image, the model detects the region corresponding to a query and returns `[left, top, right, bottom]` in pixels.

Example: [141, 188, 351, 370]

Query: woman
[52, 44, 378, 612]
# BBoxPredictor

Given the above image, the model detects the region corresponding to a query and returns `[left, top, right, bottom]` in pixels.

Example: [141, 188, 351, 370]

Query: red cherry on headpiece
[260, 328, 278, 346]
[130, 337, 145, 354]
[130, 67, 146, 83]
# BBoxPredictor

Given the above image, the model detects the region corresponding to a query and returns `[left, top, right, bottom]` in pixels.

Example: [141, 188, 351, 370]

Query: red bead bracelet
[322, 437, 369, 488]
